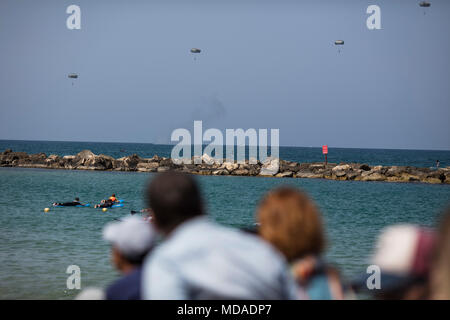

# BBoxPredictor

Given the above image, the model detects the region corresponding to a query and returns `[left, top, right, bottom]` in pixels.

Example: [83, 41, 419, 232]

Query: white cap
[103, 216, 156, 259]
[371, 224, 435, 276]
[371, 224, 418, 275]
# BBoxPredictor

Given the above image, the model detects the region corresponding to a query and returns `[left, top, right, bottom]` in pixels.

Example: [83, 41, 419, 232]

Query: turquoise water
[0, 141, 450, 299]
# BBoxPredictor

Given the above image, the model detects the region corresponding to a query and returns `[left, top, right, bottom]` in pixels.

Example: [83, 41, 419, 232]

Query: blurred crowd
[76, 171, 450, 300]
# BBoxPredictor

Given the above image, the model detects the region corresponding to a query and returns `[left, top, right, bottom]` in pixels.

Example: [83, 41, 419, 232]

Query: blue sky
[0, 0, 449, 149]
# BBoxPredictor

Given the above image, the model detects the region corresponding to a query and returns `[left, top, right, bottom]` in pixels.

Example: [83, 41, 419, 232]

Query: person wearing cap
[103, 216, 156, 300]
[352, 224, 436, 300]
[142, 171, 300, 300]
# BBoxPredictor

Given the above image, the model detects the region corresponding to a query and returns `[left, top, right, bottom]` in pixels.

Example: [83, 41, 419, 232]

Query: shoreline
[1, 149, 449, 184]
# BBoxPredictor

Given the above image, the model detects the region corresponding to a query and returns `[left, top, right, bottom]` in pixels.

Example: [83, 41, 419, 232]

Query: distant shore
[1, 149, 449, 184]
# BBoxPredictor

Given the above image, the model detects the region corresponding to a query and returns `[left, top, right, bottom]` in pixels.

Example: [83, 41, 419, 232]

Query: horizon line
[0, 138, 449, 152]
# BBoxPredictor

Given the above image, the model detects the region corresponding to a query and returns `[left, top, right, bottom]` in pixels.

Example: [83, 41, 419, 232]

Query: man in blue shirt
[103, 216, 156, 300]
[142, 171, 300, 300]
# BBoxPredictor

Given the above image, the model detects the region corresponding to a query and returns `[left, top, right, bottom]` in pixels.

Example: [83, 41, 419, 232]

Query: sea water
[0, 140, 449, 299]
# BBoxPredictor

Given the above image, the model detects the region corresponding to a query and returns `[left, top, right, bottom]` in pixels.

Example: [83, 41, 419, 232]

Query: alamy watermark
[66, 265, 81, 290]
[66, 5, 81, 30]
[366, 265, 381, 290]
[171, 121, 279, 167]
[65, 4, 381, 31]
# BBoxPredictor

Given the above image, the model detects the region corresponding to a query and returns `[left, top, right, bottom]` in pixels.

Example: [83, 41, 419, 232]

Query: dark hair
[75, 197, 80, 201]
[123, 250, 151, 266]
[147, 171, 204, 232]
[112, 193, 116, 197]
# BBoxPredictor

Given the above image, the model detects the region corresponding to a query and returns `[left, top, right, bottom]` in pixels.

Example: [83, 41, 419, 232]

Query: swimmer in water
[53, 197, 83, 207]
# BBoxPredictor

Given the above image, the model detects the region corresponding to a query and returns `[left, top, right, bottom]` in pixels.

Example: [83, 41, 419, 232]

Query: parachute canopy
[190, 48, 201, 53]
[334, 40, 344, 45]
[68, 73, 78, 79]
[419, 1, 431, 7]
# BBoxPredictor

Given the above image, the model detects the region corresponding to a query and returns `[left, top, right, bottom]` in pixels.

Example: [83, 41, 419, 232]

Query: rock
[296, 172, 323, 179]
[0, 151, 29, 166]
[248, 157, 259, 165]
[75, 149, 95, 160]
[359, 172, 386, 181]
[422, 177, 443, 184]
[71, 150, 96, 168]
[151, 155, 161, 162]
[221, 162, 239, 172]
[248, 165, 260, 176]
[122, 154, 141, 170]
[136, 162, 159, 172]
[346, 169, 362, 180]
[309, 163, 326, 172]
[232, 169, 250, 176]
[259, 158, 279, 176]
[1, 148, 446, 184]
[332, 164, 351, 177]
[201, 153, 215, 165]
[276, 171, 293, 178]
[333, 164, 351, 171]
[396, 173, 421, 182]
[444, 172, 450, 184]
[46, 154, 60, 161]
[159, 158, 173, 167]
[212, 169, 229, 175]
[195, 169, 213, 175]
[63, 155, 75, 160]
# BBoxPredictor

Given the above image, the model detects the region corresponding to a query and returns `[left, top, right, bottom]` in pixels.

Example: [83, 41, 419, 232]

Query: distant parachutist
[419, 1, 431, 15]
[68, 73, 78, 86]
[334, 40, 344, 54]
[190, 48, 201, 61]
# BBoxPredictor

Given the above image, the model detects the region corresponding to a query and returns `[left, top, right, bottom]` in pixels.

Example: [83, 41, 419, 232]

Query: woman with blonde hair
[256, 186, 345, 300]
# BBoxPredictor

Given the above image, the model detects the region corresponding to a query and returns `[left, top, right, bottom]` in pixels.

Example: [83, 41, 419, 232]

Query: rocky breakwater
[1, 149, 449, 184]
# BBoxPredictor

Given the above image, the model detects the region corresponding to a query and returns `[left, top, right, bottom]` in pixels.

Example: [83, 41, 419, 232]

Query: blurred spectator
[257, 187, 345, 299]
[142, 171, 299, 300]
[430, 209, 450, 300]
[354, 224, 436, 299]
[103, 215, 156, 300]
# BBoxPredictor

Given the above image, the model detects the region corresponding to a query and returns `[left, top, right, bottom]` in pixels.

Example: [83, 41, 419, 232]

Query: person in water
[53, 197, 83, 207]
[94, 194, 120, 208]
[109, 194, 119, 203]
[95, 199, 115, 208]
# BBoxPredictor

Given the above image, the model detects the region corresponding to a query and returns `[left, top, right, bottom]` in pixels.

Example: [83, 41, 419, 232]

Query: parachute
[190, 48, 201, 61]
[334, 40, 344, 53]
[68, 73, 78, 86]
[419, 1, 431, 15]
